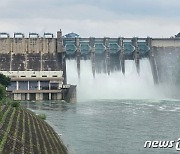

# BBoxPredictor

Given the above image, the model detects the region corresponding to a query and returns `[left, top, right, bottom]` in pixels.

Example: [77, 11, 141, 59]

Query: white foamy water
[66, 59, 166, 101]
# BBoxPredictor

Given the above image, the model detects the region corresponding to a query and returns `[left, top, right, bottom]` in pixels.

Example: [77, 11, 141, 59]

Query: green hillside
[0, 105, 67, 154]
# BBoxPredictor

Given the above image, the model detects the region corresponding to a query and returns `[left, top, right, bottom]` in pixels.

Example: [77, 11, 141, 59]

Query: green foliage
[0, 107, 16, 153]
[0, 74, 11, 87]
[0, 110, 2, 123]
[3, 97, 12, 105]
[37, 114, 46, 120]
[11, 101, 20, 108]
[0, 84, 6, 101]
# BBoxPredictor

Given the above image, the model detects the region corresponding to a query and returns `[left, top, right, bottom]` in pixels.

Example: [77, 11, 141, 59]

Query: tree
[0, 84, 6, 101]
[0, 73, 11, 87]
[175, 32, 180, 38]
[0, 84, 6, 123]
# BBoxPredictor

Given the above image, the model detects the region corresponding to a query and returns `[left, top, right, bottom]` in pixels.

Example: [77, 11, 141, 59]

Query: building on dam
[2, 71, 63, 101]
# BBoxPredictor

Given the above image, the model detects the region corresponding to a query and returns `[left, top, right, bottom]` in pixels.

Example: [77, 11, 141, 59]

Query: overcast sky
[0, 0, 179, 37]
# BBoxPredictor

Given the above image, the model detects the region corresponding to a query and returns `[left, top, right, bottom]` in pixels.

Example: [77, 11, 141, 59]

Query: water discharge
[66, 59, 166, 101]
[25, 59, 180, 154]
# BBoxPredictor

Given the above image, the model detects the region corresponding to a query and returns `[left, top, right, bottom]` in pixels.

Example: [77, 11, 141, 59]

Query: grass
[0, 105, 68, 154]
[0, 107, 16, 153]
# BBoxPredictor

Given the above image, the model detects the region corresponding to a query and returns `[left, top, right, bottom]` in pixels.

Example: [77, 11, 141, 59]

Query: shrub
[11, 101, 20, 108]
[37, 114, 46, 120]
[0, 84, 6, 101]
[0, 73, 11, 87]
[4, 97, 12, 105]
[0, 111, 2, 123]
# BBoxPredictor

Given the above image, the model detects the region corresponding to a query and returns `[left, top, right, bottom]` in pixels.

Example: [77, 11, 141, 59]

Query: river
[22, 59, 180, 154]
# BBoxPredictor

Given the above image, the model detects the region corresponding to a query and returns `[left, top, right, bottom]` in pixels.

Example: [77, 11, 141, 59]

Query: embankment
[0, 105, 67, 154]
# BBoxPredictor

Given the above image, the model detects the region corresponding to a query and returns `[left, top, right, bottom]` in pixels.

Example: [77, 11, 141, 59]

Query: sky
[0, 0, 180, 37]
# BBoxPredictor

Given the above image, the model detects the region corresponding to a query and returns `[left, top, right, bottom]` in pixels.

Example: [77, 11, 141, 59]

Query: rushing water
[22, 59, 180, 154]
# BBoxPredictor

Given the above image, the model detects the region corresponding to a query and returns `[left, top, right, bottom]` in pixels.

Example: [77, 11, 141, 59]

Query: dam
[0, 30, 180, 101]
[0, 30, 76, 102]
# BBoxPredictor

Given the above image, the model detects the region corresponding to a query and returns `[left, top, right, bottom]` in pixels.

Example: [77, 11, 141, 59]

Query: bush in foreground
[0, 84, 6, 102]
[10, 101, 20, 108]
[37, 114, 46, 120]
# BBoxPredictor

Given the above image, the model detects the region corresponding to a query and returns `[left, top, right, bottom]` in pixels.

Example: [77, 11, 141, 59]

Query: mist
[66, 59, 169, 101]
[153, 47, 180, 98]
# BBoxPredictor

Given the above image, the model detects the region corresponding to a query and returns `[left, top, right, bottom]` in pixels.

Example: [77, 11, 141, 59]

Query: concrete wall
[0, 38, 11, 53]
[13, 93, 62, 101]
[0, 38, 59, 71]
[36, 93, 43, 100]
[42, 38, 56, 53]
[0, 31, 62, 71]
[0, 37, 57, 54]
[152, 39, 180, 47]
[1, 32, 180, 73]
[13, 38, 26, 53]
[1, 71, 63, 78]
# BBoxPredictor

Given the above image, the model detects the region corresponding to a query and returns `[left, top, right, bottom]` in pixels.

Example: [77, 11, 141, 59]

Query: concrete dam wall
[0, 31, 179, 76]
[0, 30, 77, 102]
[0, 32, 61, 71]
[0, 30, 180, 100]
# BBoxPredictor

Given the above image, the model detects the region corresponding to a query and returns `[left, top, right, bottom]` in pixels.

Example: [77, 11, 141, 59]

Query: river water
[22, 59, 180, 154]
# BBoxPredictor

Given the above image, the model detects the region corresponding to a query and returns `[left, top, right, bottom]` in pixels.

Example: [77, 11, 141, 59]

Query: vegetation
[0, 106, 68, 154]
[0, 74, 67, 153]
[10, 101, 20, 108]
[0, 73, 16, 123]
[0, 83, 7, 123]
[175, 32, 180, 38]
[0, 84, 6, 101]
[0, 73, 11, 88]
[0, 73, 67, 153]
[37, 114, 46, 120]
